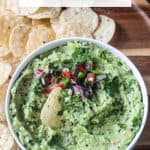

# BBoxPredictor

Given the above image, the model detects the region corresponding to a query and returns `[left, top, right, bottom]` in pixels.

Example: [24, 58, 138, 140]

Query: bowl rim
[5, 37, 148, 150]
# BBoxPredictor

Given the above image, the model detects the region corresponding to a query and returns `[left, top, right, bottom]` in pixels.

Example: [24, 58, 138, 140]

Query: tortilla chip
[60, 8, 98, 33]
[93, 15, 116, 43]
[0, 10, 31, 47]
[40, 87, 62, 128]
[56, 22, 93, 39]
[32, 19, 50, 27]
[0, 11, 16, 46]
[50, 17, 61, 32]
[0, 46, 10, 57]
[0, 99, 6, 122]
[9, 24, 31, 58]
[27, 7, 62, 19]
[0, 61, 12, 85]
[0, 123, 17, 150]
[11, 60, 21, 74]
[15, 16, 31, 25]
[0, 54, 21, 82]
[7, 54, 21, 74]
[3, 53, 18, 64]
[26, 25, 55, 54]
[0, 82, 8, 122]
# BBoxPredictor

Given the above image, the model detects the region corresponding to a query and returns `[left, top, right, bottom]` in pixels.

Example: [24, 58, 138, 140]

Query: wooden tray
[94, 1, 150, 148]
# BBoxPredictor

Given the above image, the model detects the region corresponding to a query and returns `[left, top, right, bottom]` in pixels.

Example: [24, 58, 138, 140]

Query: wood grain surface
[94, 1, 150, 148]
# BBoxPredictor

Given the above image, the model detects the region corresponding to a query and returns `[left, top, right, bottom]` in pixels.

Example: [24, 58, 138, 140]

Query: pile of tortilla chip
[0, 7, 116, 149]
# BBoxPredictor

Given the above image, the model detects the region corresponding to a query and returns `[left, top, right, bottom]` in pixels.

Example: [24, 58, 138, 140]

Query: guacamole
[9, 42, 144, 150]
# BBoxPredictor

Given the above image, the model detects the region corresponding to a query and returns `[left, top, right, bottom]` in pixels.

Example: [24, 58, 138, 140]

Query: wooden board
[94, 1, 150, 148]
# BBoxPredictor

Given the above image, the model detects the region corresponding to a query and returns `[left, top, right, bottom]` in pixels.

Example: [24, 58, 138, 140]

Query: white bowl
[5, 37, 148, 150]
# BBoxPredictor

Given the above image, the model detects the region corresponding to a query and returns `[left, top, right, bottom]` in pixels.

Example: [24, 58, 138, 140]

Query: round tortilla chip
[0, 10, 31, 47]
[0, 46, 10, 57]
[56, 22, 93, 39]
[0, 12, 16, 46]
[0, 82, 8, 122]
[0, 123, 17, 150]
[0, 61, 12, 85]
[27, 7, 61, 19]
[9, 24, 31, 58]
[26, 25, 55, 54]
[60, 8, 98, 33]
[93, 15, 116, 43]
